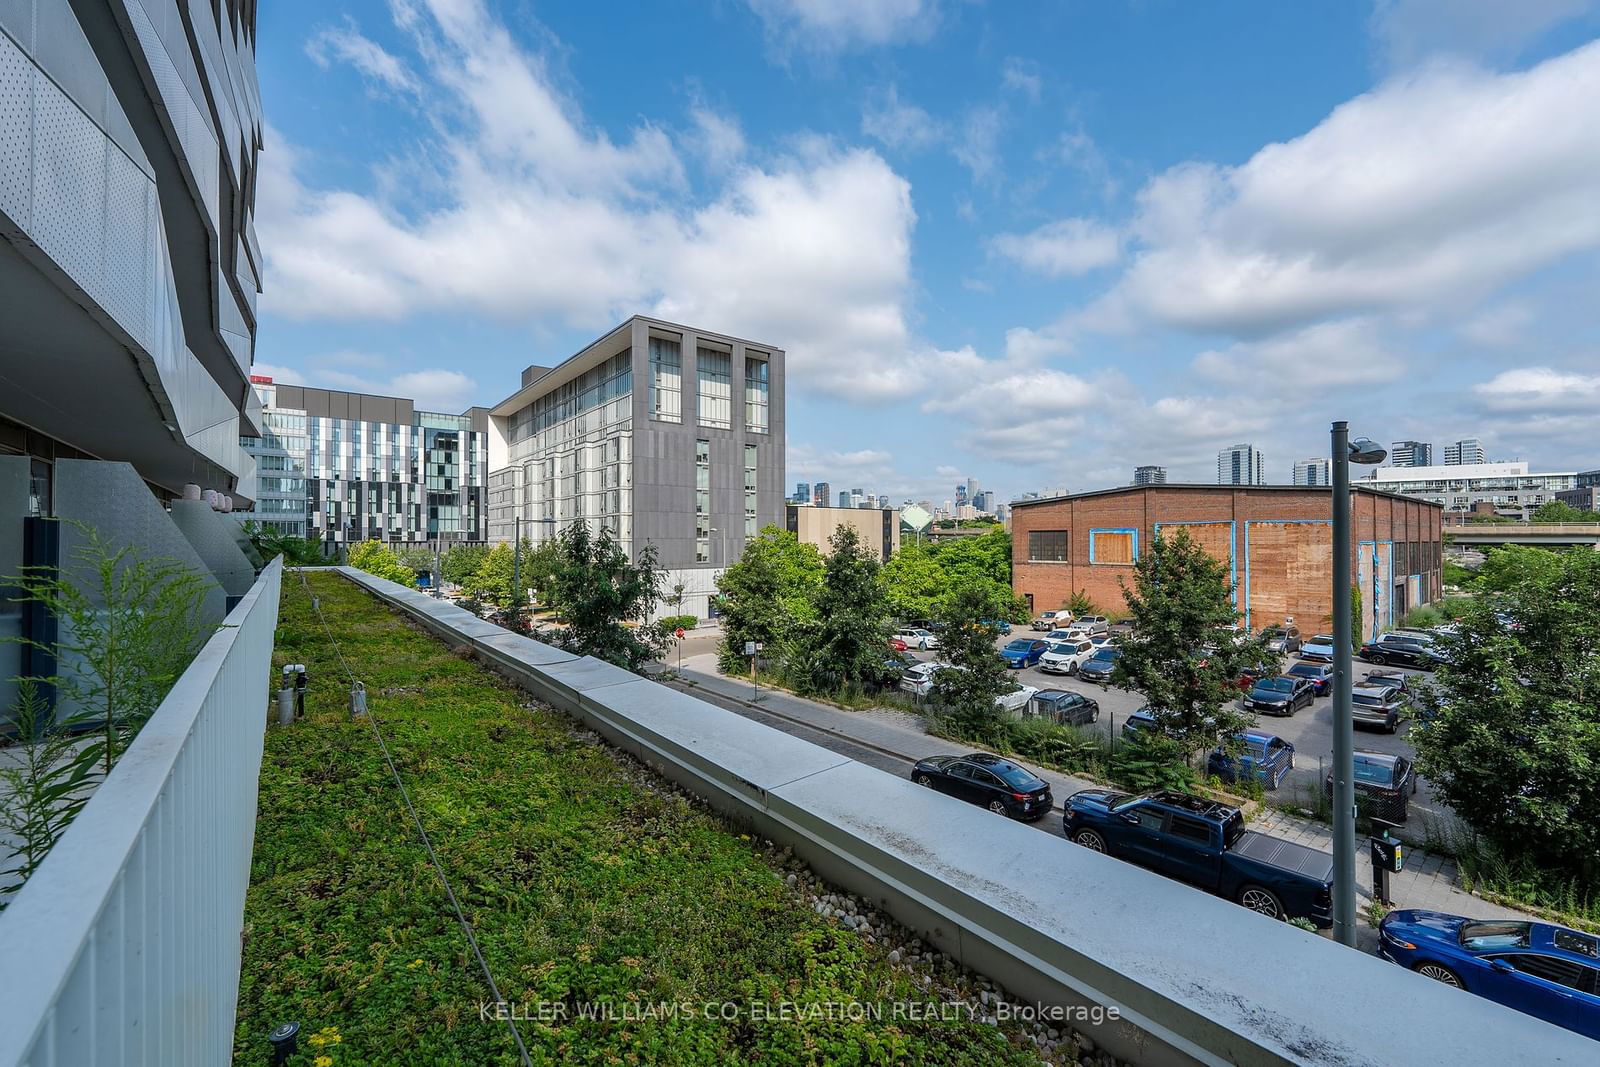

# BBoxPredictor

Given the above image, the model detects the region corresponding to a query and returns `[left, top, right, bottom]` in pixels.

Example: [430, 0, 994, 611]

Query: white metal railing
[0, 557, 282, 1067]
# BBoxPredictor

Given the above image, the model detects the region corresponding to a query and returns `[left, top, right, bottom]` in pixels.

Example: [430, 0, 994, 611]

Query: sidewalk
[652, 653, 1540, 954]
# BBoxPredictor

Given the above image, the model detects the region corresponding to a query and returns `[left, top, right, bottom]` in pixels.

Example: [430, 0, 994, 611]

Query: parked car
[1286, 661, 1335, 696]
[1031, 610, 1068, 632]
[1299, 634, 1337, 662]
[911, 752, 1053, 820]
[1259, 625, 1302, 654]
[1069, 615, 1110, 637]
[1361, 669, 1415, 696]
[1088, 634, 1117, 649]
[1351, 684, 1404, 732]
[1241, 676, 1316, 717]
[896, 627, 940, 651]
[1001, 638, 1050, 668]
[1062, 790, 1334, 926]
[1121, 707, 1158, 740]
[1378, 912, 1600, 1041]
[1206, 730, 1297, 790]
[995, 681, 1039, 714]
[1360, 633, 1447, 669]
[1078, 647, 1122, 684]
[1030, 689, 1100, 726]
[1233, 661, 1279, 691]
[1322, 750, 1417, 824]
[889, 636, 909, 653]
[980, 618, 1013, 635]
[1039, 638, 1096, 675]
[898, 662, 949, 698]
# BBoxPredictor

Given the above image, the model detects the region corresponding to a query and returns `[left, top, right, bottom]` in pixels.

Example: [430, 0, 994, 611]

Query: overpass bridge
[1446, 523, 1600, 547]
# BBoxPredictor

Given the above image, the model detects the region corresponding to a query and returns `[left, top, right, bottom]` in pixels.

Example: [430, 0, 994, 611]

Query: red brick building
[1011, 485, 1443, 639]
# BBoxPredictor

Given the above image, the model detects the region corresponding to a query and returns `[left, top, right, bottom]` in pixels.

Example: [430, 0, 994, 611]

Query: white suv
[1039, 639, 1095, 675]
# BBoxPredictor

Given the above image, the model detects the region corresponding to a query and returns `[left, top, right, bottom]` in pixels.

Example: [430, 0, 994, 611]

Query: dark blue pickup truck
[1063, 789, 1334, 926]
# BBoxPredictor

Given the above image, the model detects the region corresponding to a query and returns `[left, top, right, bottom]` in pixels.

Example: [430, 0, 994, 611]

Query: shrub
[347, 540, 418, 586]
[660, 614, 697, 632]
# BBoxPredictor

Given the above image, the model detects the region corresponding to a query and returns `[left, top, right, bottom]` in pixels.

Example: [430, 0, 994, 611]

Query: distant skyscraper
[1217, 444, 1266, 485]
[1133, 465, 1167, 486]
[966, 477, 979, 505]
[1390, 441, 1433, 467]
[850, 488, 864, 508]
[954, 483, 968, 508]
[812, 481, 830, 507]
[1293, 458, 1331, 486]
[838, 490, 850, 507]
[794, 481, 810, 504]
[1443, 438, 1485, 465]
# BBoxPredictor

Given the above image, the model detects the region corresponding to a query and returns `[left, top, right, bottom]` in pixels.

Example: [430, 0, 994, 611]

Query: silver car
[1351, 685, 1404, 733]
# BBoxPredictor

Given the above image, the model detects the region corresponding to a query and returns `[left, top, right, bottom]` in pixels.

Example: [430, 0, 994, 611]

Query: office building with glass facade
[240, 378, 489, 548]
[487, 317, 784, 619]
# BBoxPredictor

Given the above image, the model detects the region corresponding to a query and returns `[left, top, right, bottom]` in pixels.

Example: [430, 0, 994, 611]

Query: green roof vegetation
[234, 573, 1046, 1065]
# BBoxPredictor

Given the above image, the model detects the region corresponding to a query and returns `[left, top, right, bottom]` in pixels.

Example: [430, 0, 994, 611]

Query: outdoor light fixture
[1330, 423, 1387, 948]
[268, 1022, 300, 1065]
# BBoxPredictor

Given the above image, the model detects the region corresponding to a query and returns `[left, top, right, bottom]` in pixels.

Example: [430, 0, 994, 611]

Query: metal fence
[0, 557, 283, 1067]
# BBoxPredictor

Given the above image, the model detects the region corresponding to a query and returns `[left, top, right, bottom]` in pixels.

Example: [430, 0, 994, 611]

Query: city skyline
[250, 2, 1600, 508]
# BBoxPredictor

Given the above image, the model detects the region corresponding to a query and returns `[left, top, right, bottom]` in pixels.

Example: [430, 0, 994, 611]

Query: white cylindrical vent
[182, 483, 202, 500]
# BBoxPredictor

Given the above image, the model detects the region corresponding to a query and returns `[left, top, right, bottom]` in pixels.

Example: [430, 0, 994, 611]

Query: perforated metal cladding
[126, 0, 220, 231]
[0, 30, 31, 227]
[101, 142, 154, 345]
[30, 79, 108, 290]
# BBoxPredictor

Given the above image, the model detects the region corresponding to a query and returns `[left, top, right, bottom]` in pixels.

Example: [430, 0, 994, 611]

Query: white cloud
[861, 84, 942, 151]
[261, 0, 924, 401]
[951, 106, 1004, 181]
[991, 218, 1120, 277]
[1191, 319, 1403, 389]
[746, 0, 937, 51]
[1369, 0, 1598, 71]
[1000, 57, 1043, 101]
[1473, 366, 1600, 412]
[253, 361, 480, 413]
[306, 20, 419, 94]
[1100, 40, 1600, 337]
[689, 106, 747, 171]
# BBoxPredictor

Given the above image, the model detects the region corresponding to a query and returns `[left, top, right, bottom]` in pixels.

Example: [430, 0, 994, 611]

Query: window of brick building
[1028, 530, 1069, 562]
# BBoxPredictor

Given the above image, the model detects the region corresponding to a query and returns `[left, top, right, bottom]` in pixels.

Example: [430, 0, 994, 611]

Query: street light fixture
[1331, 422, 1387, 948]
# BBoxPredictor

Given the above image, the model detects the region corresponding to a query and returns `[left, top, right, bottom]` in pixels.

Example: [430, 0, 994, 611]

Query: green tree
[1476, 543, 1566, 594]
[1111, 529, 1269, 758]
[785, 526, 891, 696]
[522, 538, 560, 606]
[348, 540, 418, 586]
[929, 583, 1018, 741]
[881, 544, 946, 620]
[1065, 590, 1096, 618]
[440, 543, 488, 585]
[5, 524, 214, 776]
[463, 542, 516, 603]
[1410, 551, 1600, 882]
[1350, 583, 1363, 646]
[715, 526, 825, 673]
[1531, 500, 1599, 523]
[541, 521, 667, 670]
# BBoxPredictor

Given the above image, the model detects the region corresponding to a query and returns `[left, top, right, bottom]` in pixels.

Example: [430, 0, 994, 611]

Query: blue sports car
[1379, 910, 1600, 1041]
[1000, 638, 1049, 668]
[1285, 660, 1334, 696]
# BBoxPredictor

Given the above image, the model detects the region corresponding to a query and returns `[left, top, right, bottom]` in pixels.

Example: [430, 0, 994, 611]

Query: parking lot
[901, 628, 1451, 832]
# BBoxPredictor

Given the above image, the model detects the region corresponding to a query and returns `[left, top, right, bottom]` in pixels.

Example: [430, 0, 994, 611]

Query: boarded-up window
[1028, 530, 1068, 562]
[1246, 522, 1333, 631]
[1090, 529, 1137, 565]
[1156, 523, 1233, 569]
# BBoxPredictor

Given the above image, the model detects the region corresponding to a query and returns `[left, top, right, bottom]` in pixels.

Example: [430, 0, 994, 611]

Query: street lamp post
[1331, 422, 1387, 948]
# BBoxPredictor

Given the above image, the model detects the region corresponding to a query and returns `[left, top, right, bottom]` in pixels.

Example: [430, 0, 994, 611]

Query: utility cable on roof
[295, 570, 533, 1067]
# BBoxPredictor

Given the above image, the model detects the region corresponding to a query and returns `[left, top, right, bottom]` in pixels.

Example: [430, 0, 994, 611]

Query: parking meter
[1369, 831, 1403, 905]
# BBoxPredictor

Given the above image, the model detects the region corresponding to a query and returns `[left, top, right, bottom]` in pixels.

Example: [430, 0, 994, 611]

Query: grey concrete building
[487, 317, 784, 619]
[240, 377, 490, 549]
[1132, 465, 1166, 486]
[1, 0, 264, 710]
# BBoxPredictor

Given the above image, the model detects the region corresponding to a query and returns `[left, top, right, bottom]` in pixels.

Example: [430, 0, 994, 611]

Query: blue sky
[253, 0, 1600, 506]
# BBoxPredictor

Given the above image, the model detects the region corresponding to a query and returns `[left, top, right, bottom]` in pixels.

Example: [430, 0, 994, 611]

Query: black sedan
[910, 753, 1053, 820]
[1359, 634, 1447, 669]
[1241, 675, 1316, 716]
[1323, 751, 1418, 824]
